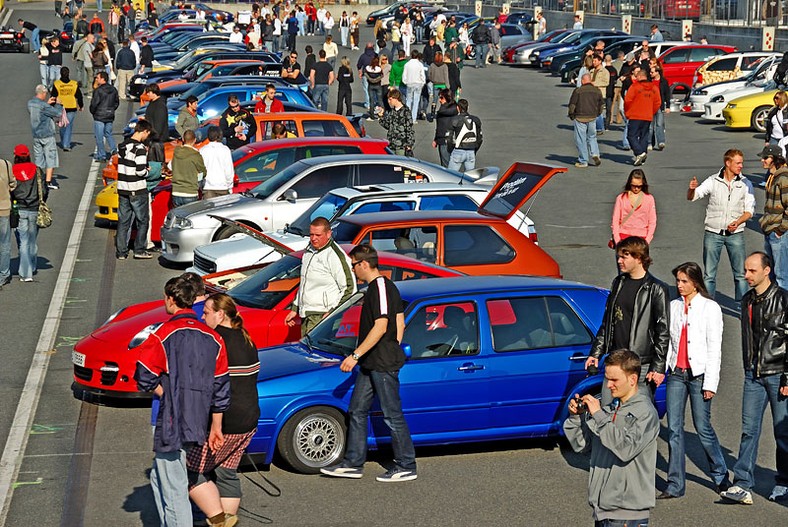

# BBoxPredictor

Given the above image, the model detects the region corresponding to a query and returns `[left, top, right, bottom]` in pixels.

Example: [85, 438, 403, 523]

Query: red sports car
[71, 249, 462, 402]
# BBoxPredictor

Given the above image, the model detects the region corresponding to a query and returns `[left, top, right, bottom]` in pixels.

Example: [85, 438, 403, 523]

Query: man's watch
[351, 352, 361, 361]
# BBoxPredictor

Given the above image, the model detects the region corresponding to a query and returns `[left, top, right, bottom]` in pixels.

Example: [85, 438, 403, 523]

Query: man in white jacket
[199, 126, 234, 199]
[285, 217, 356, 335]
[402, 50, 426, 123]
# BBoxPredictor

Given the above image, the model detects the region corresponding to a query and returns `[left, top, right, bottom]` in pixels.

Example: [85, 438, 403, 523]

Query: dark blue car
[246, 275, 667, 473]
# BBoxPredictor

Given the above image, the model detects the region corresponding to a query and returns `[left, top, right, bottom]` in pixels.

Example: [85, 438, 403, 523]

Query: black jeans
[336, 84, 352, 115]
[116, 191, 149, 257]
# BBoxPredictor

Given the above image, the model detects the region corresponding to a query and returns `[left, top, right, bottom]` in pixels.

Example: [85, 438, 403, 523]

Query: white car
[188, 182, 538, 275]
[688, 54, 779, 117]
[692, 51, 779, 87]
[701, 76, 777, 122]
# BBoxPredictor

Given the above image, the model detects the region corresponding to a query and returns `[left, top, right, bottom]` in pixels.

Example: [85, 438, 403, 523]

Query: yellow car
[95, 181, 119, 223]
[723, 89, 778, 133]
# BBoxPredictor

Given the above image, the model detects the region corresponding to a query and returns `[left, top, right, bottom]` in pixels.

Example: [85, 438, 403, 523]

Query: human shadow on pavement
[123, 472, 159, 527]
[544, 153, 579, 165]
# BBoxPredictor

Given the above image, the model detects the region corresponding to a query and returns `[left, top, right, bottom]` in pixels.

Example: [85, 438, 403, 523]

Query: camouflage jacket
[379, 104, 415, 151]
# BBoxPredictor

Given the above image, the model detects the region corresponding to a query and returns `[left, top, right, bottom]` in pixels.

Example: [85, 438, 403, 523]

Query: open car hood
[477, 162, 566, 221]
[208, 215, 293, 255]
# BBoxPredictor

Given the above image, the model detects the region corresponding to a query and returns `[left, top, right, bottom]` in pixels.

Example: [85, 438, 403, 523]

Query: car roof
[395, 275, 603, 302]
[297, 153, 441, 166]
[336, 210, 495, 226]
[239, 137, 388, 154]
[330, 182, 488, 199]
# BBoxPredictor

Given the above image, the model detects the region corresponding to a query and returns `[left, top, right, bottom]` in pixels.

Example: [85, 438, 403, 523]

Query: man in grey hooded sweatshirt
[564, 349, 659, 526]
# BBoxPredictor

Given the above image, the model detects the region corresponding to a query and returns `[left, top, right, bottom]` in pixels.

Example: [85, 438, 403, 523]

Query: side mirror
[401, 343, 412, 359]
[282, 188, 297, 203]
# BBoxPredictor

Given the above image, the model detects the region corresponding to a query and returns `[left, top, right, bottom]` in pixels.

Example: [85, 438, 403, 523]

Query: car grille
[74, 365, 92, 382]
[194, 253, 216, 274]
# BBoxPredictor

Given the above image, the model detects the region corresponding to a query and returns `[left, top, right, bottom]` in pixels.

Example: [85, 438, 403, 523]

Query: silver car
[160, 155, 497, 263]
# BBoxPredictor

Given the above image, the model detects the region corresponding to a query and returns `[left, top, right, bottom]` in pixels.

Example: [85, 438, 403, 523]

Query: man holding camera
[586, 236, 669, 405]
[565, 349, 659, 526]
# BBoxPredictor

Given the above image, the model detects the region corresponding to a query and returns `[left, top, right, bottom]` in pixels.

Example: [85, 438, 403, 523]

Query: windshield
[307, 292, 365, 356]
[330, 220, 362, 244]
[180, 82, 213, 101]
[249, 160, 310, 199]
[555, 31, 582, 44]
[172, 50, 200, 70]
[287, 193, 348, 235]
[227, 255, 302, 309]
[160, 31, 187, 45]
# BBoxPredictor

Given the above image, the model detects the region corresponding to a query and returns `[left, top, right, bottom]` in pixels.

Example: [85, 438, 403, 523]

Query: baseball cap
[759, 144, 783, 159]
[13, 144, 29, 157]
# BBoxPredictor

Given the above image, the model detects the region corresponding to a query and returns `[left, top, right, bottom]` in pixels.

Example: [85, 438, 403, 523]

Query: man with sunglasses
[219, 95, 257, 150]
[281, 50, 302, 83]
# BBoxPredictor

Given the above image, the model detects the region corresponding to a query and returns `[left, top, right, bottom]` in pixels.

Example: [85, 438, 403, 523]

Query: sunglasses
[630, 184, 643, 189]
[351, 261, 362, 268]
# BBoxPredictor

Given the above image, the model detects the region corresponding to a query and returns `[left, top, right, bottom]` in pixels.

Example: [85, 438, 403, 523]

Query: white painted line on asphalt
[0, 159, 101, 527]
[0, 9, 13, 28]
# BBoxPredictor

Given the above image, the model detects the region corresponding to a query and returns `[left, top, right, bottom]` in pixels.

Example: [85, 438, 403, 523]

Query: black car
[366, 1, 432, 25]
[0, 26, 28, 53]
[559, 38, 644, 84]
[548, 34, 637, 75]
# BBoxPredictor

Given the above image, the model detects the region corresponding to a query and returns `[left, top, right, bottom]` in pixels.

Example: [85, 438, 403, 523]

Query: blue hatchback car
[247, 275, 667, 473]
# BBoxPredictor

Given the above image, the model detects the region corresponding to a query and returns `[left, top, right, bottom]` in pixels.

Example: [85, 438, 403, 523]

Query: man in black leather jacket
[89, 71, 119, 162]
[721, 251, 788, 505]
[586, 236, 670, 404]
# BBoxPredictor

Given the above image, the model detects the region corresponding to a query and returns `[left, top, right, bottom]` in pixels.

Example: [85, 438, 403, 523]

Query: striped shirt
[116, 137, 149, 195]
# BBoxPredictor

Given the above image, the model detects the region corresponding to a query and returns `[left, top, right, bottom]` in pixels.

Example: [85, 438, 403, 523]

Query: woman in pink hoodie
[611, 169, 657, 246]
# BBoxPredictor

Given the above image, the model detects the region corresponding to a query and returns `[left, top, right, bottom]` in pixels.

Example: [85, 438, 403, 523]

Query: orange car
[139, 59, 277, 105]
[101, 112, 361, 183]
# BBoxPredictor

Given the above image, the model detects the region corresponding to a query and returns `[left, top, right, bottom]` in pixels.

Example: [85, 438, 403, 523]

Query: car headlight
[711, 95, 724, 103]
[693, 89, 707, 96]
[173, 216, 193, 229]
[128, 323, 162, 349]
[103, 307, 126, 326]
[726, 103, 736, 109]
[533, 51, 540, 57]
[134, 78, 147, 84]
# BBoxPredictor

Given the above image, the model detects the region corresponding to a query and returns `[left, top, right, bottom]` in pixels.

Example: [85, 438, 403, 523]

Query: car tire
[21, 39, 29, 54]
[567, 68, 579, 85]
[751, 105, 771, 133]
[277, 406, 347, 474]
[212, 223, 257, 241]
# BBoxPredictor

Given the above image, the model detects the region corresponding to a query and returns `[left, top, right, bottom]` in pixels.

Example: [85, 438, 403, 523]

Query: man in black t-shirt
[587, 236, 670, 405]
[281, 51, 302, 83]
[310, 49, 334, 112]
[321, 244, 417, 483]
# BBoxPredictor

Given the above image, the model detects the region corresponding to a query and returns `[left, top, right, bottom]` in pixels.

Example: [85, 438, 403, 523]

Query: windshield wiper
[316, 339, 354, 355]
[303, 333, 313, 352]
[286, 224, 304, 235]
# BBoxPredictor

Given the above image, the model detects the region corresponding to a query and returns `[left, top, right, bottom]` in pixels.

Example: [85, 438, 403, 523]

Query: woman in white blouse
[659, 261, 730, 499]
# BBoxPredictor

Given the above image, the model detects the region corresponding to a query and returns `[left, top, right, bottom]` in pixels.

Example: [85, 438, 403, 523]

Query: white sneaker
[769, 484, 788, 501]
[720, 485, 753, 505]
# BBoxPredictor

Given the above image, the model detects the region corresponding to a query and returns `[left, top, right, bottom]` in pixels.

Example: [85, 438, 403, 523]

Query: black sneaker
[133, 251, 154, 260]
[320, 464, 363, 479]
[376, 467, 417, 483]
[117, 254, 128, 260]
[47, 180, 60, 190]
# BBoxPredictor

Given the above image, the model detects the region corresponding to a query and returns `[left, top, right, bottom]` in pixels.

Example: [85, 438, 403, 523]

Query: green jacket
[171, 145, 206, 197]
[390, 59, 407, 87]
[444, 26, 459, 45]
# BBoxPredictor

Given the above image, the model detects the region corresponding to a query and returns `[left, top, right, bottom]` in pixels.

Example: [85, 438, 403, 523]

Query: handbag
[35, 171, 53, 229]
[57, 106, 70, 128]
[609, 193, 643, 249]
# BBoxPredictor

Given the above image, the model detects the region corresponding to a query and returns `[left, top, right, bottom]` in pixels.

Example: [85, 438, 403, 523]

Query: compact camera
[574, 396, 587, 413]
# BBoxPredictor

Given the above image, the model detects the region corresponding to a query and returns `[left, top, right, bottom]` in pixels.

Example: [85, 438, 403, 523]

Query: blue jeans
[665, 370, 728, 496]
[96, 0, 102, 12]
[702, 230, 747, 301]
[60, 110, 77, 149]
[621, 115, 630, 149]
[649, 109, 665, 146]
[406, 84, 422, 122]
[343, 369, 416, 471]
[312, 84, 329, 111]
[39, 63, 49, 87]
[171, 195, 198, 208]
[573, 120, 599, 165]
[31, 28, 40, 53]
[150, 449, 192, 527]
[367, 84, 382, 114]
[475, 43, 488, 68]
[764, 231, 788, 289]
[361, 76, 370, 109]
[447, 149, 476, 172]
[627, 119, 651, 156]
[732, 370, 788, 490]
[48, 65, 61, 87]
[0, 215, 10, 283]
[16, 209, 39, 280]
[415, 25, 423, 43]
[93, 120, 116, 160]
[595, 113, 605, 133]
[594, 520, 648, 527]
[116, 191, 149, 257]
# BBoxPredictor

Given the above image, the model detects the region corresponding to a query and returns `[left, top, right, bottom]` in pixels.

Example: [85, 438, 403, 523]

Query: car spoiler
[207, 215, 293, 255]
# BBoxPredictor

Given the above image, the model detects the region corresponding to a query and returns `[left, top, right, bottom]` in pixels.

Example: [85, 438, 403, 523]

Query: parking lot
[0, 3, 786, 526]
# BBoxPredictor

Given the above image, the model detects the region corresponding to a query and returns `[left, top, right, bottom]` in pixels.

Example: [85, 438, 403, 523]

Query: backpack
[451, 114, 483, 151]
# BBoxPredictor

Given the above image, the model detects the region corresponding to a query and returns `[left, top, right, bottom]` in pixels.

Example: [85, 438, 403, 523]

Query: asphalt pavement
[0, 2, 785, 526]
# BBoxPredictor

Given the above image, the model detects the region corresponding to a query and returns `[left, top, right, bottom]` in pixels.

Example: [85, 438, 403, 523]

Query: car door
[392, 300, 490, 438]
[483, 294, 594, 432]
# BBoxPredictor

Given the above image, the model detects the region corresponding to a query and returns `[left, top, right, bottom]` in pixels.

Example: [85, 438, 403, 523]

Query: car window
[260, 120, 298, 140]
[288, 165, 351, 199]
[403, 301, 479, 359]
[742, 55, 763, 69]
[296, 145, 361, 160]
[706, 57, 736, 71]
[419, 194, 478, 211]
[302, 119, 351, 137]
[369, 226, 438, 263]
[662, 48, 689, 64]
[235, 148, 297, 183]
[487, 296, 592, 352]
[690, 48, 719, 62]
[443, 225, 514, 266]
[353, 201, 416, 214]
[357, 163, 430, 185]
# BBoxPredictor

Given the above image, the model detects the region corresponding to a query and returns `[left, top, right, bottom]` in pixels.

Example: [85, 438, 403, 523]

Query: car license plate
[72, 351, 86, 367]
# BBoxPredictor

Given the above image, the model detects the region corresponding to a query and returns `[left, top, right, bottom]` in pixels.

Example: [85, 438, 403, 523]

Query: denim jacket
[28, 97, 63, 139]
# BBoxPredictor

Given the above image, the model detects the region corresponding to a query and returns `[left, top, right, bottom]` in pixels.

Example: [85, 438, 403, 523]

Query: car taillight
[61, 32, 69, 39]
[360, 124, 366, 137]
[529, 231, 538, 245]
[233, 173, 239, 186]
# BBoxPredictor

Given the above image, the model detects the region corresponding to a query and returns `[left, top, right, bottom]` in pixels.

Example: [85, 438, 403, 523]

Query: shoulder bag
[608, 192, 643, 249]
[35, 171, 53, 229]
